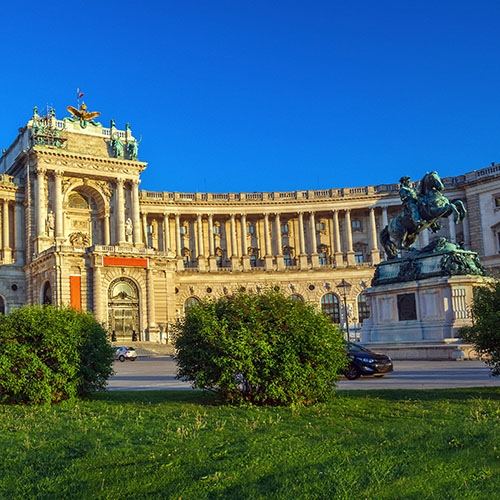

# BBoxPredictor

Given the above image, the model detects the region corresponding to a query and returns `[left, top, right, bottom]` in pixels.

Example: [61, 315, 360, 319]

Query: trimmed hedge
[0, 306, 114, 404]
[174, 288, 347, 406]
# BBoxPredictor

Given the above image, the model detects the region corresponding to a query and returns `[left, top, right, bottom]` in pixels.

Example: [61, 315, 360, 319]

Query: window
[68, 192, 89, 209]
[213, 223, 221, 234]
[495, 196, 500, 208]
[357, 294, 370, 323]
[281, 223, 289, 234]
[184, 297, 200, 311]
[354, 250, 364, 264]
[247, 224, 254, 234]
[351, 219, 362, 231]
[318, 244, 329, 265]
[290, 294, 304, 301]
[180, 225, 187, 235]
[316, 221, 326, 233]
[321, 293, 340, 323]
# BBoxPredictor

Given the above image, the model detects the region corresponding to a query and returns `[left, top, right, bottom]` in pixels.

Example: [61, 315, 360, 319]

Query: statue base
[362, 247, 491, 360]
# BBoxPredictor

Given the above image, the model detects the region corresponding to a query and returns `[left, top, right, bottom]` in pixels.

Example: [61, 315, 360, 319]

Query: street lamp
[336, 279, 352, 341]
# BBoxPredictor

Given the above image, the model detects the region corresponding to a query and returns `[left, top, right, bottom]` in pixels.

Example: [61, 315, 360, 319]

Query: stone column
[163, 213, 170, 252]
[332, 209, 343, 266]
[115, 179, 125, 244]
[36, 167, 46, 238]
[93, 264, 103, 324]
[298, 212, 308, 268]
[344, 209, 356, 266]
[263, 213, 274, 270]
[369, 207, 380, 265]
[309, 211, 319, 268]
[15, 200, 24, 264]
[175, 214, 182, 257]
[104, 210, 111, 246]
[196, 214, 206, 271]
[142, 213, 148, 247]
[230, 214, 240, 270]
[241, 213, 251, 270]
[448, 216, 457, 243]
[462, 217, 470, 250]
[54, 171, 63, 239]
[174, 214, 183, 270]
[208, 214, 218, 271]
[2, 200, 10, 263]
[274, 213, 284, 269]
[131, 179, 141, 245]
[147, 267, 156, 329]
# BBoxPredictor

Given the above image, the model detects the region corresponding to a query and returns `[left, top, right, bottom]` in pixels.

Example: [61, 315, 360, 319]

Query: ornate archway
[107, 277, 140, 342]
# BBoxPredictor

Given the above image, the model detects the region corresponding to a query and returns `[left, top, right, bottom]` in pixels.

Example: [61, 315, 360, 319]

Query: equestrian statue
[380, 171, 466, 260]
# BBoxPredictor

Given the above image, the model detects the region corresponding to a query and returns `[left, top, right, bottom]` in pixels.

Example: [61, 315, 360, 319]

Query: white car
[113, 346, 138, 362]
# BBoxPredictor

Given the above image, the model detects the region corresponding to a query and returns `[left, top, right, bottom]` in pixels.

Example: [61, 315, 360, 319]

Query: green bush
[0, 305, 114, 404]
[174, 288, 347, 406]
[459, 279, 500, 375]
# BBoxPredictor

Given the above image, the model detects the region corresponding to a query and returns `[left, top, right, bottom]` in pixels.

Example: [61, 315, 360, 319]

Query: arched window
[290, 294, 304, 301]
[42, 281, 52, 305]
[68, 192, 89, 209]
[184, 296, 200, 312]
[321, 293, 340, 323]
[357, 294, 371, 323]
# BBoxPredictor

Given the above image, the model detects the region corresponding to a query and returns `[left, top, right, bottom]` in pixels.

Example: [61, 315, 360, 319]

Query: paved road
[107, 357, 500, 391]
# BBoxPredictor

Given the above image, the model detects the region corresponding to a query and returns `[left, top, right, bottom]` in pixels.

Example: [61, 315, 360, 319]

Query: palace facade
[1, 105, 499, 343]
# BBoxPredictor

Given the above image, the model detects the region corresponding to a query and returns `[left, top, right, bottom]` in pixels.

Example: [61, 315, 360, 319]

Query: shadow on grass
[87, 386, 500, 408]
[89, 389, 219, 406]
[338, 387, 500, 402]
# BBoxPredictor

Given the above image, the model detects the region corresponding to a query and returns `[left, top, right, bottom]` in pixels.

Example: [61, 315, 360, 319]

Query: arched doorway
[108, 277, 140, 342]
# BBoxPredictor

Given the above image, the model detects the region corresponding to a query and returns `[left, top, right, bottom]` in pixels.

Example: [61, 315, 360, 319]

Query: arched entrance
[108, 277, 140, 342]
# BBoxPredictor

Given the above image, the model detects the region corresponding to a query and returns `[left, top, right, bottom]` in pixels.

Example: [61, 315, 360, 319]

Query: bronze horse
[380, 171, 466, 260]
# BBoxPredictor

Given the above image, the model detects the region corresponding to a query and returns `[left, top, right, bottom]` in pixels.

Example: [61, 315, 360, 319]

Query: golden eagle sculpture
[66, 103, 101, 124]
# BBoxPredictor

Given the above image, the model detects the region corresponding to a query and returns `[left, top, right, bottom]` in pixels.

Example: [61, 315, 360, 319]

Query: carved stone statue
[380, 171, 466, 260]
[125, 218, 133, 242]
[46, 210, 55, 233]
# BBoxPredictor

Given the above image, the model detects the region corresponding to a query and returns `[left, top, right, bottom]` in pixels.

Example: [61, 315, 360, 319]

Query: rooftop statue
[66, 102, 101, 128]
[380, 171, 466, 260]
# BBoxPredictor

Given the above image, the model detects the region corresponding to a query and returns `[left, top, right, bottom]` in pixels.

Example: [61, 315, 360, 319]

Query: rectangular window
[281, 223, 289, 234]
[352, 220, 362, 231]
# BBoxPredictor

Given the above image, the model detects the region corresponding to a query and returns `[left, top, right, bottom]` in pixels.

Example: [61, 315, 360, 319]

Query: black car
[344, 342, 393, 380]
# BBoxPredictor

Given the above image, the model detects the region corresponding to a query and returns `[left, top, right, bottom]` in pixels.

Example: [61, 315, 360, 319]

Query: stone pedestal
[361, 249, 490, 359]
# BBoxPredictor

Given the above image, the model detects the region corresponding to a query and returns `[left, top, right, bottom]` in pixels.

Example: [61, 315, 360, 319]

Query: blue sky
[1, 1, 499, 193]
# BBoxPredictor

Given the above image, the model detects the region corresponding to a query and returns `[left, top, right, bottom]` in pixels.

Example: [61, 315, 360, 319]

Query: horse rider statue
[380, 171, 466, 260]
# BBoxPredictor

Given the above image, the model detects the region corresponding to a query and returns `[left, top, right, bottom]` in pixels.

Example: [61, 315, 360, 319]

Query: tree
[459, 280, 500, 376]
[0, 306, 114, 404]
[174, 288, 347, 406]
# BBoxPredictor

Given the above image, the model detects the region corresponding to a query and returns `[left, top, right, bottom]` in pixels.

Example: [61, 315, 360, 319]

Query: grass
[1, 388, 500, 499]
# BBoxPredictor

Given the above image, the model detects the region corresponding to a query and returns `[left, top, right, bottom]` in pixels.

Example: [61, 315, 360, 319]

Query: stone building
[0, 105, 499, 343]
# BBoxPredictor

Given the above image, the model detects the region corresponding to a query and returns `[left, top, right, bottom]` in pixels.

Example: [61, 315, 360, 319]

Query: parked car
[344, 342, 393, 380]
[113, 346, 138, 362]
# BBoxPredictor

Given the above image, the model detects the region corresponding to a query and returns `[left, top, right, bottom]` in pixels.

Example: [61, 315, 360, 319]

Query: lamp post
[337, 279, 351, 341]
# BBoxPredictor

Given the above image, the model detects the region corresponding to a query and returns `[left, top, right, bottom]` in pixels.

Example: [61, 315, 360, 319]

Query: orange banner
[70, 275, 81, 311]
[103, 256, 148, 268]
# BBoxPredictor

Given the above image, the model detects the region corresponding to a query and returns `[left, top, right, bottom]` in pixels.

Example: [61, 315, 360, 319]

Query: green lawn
[1, 388, 499, 499]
